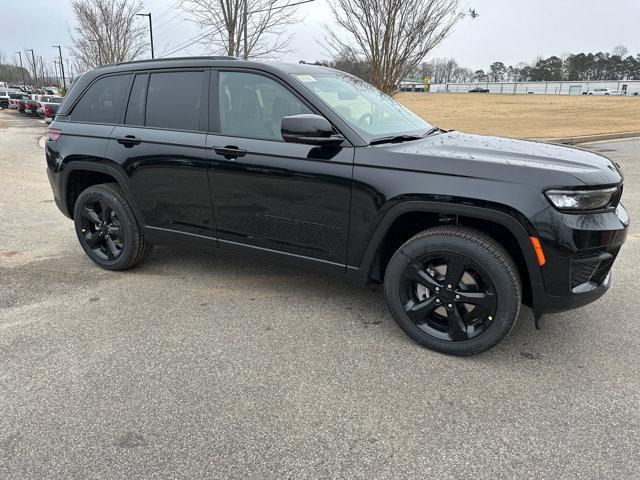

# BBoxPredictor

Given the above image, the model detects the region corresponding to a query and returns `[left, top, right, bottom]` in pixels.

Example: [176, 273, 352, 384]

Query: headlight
[545, 186, 621, 212]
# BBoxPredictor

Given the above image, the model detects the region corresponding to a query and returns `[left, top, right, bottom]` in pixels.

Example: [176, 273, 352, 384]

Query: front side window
[145, 71, 204, 131]
[218, 71, 313, 140]
[292, 72, 431, 141]
[71, 75, 129, 124]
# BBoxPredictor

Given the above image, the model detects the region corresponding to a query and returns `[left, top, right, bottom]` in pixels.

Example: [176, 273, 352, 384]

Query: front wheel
[384, 227, 521, 355]
[73, 183, 152, 270]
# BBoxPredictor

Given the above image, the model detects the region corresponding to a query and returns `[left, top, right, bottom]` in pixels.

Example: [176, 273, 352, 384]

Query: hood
[378, 131, 622, 187]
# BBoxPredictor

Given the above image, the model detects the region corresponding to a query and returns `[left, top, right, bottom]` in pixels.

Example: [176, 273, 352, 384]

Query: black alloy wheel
[78, 198, 124, 261]
[400, 253, 497, 342]
[384, 227, 521, 355]
[73, 183, 152, 270]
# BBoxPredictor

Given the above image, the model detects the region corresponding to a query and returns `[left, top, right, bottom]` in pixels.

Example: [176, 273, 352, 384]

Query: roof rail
[99, 56, 239, 68]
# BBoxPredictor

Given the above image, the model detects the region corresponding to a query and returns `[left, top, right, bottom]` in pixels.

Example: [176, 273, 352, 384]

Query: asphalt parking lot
[1, 109, 639, 479]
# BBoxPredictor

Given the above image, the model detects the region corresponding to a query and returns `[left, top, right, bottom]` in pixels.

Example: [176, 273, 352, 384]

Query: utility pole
[26, 49, 38, 90]
[52, 45, 67, 91]
[243, 0, 248, 59]
[136, 13, 154, 59]
[53, 60, 60, 87]
[13, 51, 26, 90]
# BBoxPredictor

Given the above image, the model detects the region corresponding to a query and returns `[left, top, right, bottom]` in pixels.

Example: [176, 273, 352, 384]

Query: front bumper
[529, 203, 629, 314]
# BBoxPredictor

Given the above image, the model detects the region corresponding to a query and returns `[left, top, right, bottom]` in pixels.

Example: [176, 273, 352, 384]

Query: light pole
[53, 60, 60, 87]
[26, 49, 38, 90]
[13, 51, 26, 90]
[52, 45, 67, 91]
[136, 13, 154, 59]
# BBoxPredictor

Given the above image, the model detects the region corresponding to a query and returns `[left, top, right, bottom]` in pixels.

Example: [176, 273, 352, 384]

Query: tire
[73, 183, 152, 271]
[384, 226, 521, 356]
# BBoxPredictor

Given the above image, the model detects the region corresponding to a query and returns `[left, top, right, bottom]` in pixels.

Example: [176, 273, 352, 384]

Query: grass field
[396, 93, 640, 139]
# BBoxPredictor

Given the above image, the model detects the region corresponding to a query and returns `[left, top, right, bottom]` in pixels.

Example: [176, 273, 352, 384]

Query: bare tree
[325, 0, 464, 94]
[70, 0, 147, 71]
[179, 0, 300, 59]
[418, 57, 473, 83]
[611, 45, 628, 58]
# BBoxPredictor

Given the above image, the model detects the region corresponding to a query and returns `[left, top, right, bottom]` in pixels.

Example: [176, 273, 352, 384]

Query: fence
[400, 80, 640, 95]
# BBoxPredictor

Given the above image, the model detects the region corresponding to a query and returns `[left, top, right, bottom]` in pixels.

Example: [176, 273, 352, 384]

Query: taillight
[47, 128, 62, 141]
[44, 105, 52, 116]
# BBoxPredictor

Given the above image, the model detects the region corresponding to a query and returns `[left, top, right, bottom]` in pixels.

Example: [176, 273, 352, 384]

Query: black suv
[45, 57, 628, 355]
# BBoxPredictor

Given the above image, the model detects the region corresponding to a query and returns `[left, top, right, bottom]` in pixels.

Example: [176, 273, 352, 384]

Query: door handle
[213, 145, 247, 160]
[117, 135, 142, 147]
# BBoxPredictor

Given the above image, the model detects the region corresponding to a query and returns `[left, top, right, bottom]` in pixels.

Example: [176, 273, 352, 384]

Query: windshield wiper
[424, 127, 443, 136]
[369, 134, 424, 145]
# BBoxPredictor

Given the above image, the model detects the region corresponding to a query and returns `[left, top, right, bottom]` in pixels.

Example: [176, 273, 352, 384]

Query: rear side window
[71, 75, 129, 124]
[145, 71, 204, 131]
[125, 74, 148, 126]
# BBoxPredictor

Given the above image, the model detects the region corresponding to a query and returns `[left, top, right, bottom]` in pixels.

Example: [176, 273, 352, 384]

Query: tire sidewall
[73, 186, 136, 270]
[384, 232, 520, 355]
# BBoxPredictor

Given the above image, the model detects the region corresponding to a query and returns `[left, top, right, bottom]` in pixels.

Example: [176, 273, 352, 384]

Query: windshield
[292, 72, 431, 141]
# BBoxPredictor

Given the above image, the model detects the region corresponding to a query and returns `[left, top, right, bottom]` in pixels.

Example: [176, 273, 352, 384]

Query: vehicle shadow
[129, 244, 572, 361]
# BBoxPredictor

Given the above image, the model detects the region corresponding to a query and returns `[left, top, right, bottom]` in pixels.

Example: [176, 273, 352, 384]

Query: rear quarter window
[70, 74, 129, 124]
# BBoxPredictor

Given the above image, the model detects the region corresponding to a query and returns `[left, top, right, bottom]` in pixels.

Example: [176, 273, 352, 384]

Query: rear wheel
[73, 183, 152, 270]
[384, 227, 521, 355]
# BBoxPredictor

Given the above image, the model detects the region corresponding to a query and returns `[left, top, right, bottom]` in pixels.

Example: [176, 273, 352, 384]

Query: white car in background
[586, 88, 619, 96]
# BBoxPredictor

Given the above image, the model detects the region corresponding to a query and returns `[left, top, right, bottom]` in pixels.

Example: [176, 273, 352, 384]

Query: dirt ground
[397, 93, 640, 139]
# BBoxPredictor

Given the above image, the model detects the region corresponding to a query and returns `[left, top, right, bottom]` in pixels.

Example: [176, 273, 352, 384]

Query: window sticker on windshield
[295, 74, 317, 83]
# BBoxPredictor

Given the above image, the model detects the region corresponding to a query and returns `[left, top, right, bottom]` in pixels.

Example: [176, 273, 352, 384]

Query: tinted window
[219, 71, 312, 140]
[146, 71, 204, 131]
[71, 75, 129, 124]
[125, 74, 148, 126]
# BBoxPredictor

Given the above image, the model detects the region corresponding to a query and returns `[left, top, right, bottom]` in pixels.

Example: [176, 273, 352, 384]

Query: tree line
[417, 46, 640, 84]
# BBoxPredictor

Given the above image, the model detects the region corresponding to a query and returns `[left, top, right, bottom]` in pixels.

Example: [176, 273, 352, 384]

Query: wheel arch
[63, 161, 144, 225]
[357, 201, 544, 307]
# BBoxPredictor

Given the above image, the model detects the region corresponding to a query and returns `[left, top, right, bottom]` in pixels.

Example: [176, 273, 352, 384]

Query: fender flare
[357, 200, 544, 290]
[61, 161, 146, 225]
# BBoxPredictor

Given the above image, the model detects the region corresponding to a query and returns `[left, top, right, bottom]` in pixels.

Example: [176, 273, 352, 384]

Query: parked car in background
[469, 86, 490, 93]
[36, 96, 64, 119]
[586, 88, 619, 96]
[0, 89, 16, 109]
[14, 94, 31, 113]
[24, 95, 42, 116]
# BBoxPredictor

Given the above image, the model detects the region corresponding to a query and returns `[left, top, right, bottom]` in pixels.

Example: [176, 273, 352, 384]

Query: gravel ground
[1, 109, 639, 479]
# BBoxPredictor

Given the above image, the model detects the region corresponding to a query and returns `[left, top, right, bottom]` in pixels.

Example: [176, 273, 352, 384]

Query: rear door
[205, 69, 353, 270]
[106, 69, 216, 239]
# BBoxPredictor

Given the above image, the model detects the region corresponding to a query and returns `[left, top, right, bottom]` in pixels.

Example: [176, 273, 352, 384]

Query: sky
[1, 0, 639, 75]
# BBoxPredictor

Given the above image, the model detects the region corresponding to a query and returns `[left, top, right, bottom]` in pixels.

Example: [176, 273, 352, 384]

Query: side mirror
[281, 114, 344, 147]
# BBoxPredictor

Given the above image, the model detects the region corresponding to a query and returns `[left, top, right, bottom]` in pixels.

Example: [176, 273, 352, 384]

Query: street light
[13, 51, 26, 89]
[52, 45, 67, 91]
[136, 13, 154, 59]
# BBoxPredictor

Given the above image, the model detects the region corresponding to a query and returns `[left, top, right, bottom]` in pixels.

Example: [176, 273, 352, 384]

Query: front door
[106, 69, 215, 238]
[206, 70, 353, 270]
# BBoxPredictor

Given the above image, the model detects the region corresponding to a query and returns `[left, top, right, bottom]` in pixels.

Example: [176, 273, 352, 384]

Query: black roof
[96, 56, 335, 76]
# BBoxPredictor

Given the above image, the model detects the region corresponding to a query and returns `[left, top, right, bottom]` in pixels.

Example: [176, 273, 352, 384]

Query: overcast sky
[2, 0, 639, 74]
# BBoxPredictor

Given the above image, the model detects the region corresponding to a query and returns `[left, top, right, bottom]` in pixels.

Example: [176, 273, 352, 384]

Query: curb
[535, 131, 640, 145]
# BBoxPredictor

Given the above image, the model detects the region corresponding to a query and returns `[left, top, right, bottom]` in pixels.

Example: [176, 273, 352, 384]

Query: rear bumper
[530, 203, 629, 314]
